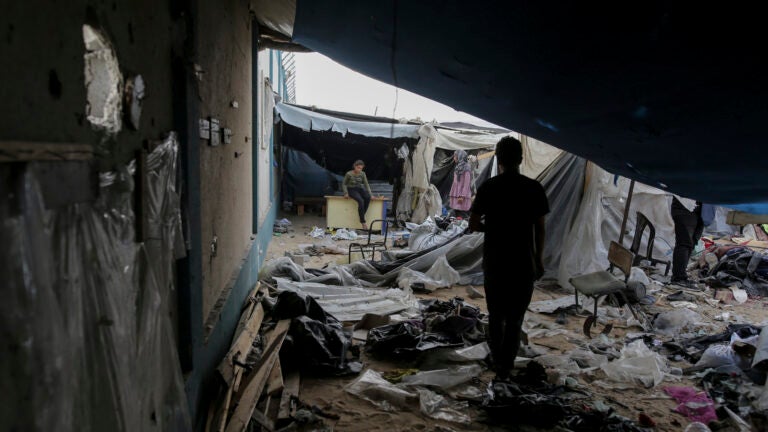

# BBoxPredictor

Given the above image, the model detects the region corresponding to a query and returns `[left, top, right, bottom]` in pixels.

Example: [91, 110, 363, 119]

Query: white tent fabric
[275, 102, 421, 138]
[419, 123, 511, 151]
[557, 163, 685, 289]
[521, 136, 562, 179]
[411, 124, 437, 190]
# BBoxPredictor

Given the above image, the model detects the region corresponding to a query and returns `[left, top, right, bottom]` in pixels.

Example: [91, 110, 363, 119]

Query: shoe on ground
[671, 278, 698, 289]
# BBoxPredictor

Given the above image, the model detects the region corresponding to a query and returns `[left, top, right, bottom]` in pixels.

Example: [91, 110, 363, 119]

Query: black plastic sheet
[272, 291, 361, 376]
[483, 363, 647, 431]
[273, 290, 339, 325]
[366, 297, 486, 359]
[365, 321, 463, 358]
[707, 248, 768, 297]
[281, 316, 362, 376]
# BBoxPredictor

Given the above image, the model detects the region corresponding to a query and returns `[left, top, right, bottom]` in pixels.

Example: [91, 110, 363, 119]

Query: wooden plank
[225, 320, 291, 432]
[218, 284, 264, 386]
[266, 358, 284, 396]
[727, 210, 768, 225]
[277, 371, 300, 421]
[234, 284, 262, 342]
[0, 141, 93, 162]
[204, 397, 218, 432]
[249, 407, 275, 432]
[216, 384, 236, 432]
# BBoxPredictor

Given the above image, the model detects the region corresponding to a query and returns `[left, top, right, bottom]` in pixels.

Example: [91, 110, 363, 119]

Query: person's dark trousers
[671, 198, 704, 281]
[348, 187, 371, 223]
[484, 267, 534, 374]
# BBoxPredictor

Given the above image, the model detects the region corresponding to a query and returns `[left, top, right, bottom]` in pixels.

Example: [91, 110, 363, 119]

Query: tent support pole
[618, 179, 635, 247]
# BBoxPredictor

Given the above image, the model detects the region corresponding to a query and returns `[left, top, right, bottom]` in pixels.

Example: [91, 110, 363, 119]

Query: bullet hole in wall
[48, 69, 62, 99]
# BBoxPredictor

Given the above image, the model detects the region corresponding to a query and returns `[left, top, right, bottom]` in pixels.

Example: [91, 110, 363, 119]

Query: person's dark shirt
[470, 171, 549, 280]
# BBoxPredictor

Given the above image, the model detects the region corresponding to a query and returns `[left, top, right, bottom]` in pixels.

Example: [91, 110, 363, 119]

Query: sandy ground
[264, 210, 768, 431]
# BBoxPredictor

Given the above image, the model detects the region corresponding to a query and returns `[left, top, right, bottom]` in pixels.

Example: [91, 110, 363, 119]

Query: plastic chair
[569, 241, 644, 338]
[348, 219, 390, 262]
[630, 212, 671, 276]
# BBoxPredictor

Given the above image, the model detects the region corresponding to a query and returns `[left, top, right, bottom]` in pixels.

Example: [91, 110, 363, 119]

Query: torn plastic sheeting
[528, 295, 596, 314]
[145, 134, 186, 320]
[305, 265, 376, 287]
[406, 216, 466, 251]
[331, 228, 360, 240]
[345, 369, 473, 424]
[446, 342, 490, 362]
[653, 308, 703, 336]
[282, 315, 362, 376]
[683, 324, 762, 353]
[274, 278, 417, 322]
[259, 256, 315, 285]
[345, 369, 418, 411]
[401, 364, 483, 389]
[397, 255, 460, 292]
[416, 388, 471, 424]
[419, 296, 483, 318]
[663, 386, 718, 425]
[694, 333, 759, 371]
[1, 159, 190, 431]
[309, 226, 326, 238]
[366, 321, 464, 358]
[533, 355, 583, 384]
[354, 232, 485, 287]
[569, 349, 609, 369]
[601, 340, 670, 388]
[272, 289, 341, 324]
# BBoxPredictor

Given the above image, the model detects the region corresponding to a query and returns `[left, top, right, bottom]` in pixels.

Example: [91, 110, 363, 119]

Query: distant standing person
[670, 196, 705, 288]
[343, 160, 373, 230]
[469, 136, 549, 379]
[449, 149, 474, 219]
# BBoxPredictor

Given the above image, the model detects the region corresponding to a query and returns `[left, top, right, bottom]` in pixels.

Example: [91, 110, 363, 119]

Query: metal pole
[618, 179, 635, 247]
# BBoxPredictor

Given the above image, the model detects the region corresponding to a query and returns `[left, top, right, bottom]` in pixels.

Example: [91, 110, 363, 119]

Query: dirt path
[265, 210, 767, 431]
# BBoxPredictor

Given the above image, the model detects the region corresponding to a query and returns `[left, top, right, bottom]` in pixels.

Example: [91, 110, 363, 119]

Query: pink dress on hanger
[449, 169, 473, 211]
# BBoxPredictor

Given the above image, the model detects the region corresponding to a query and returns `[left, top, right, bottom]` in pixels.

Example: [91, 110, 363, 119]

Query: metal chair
[630, 211, 671, 276]
[569, 241, 643, 338]
[348, 219, 389, 262]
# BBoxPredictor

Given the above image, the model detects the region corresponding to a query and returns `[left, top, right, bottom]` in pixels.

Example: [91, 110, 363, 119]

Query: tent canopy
[278, 1, 768, 213]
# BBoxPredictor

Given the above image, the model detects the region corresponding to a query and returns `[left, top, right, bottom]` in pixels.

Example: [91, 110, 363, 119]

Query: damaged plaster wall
[197, 0, 255, 327]
[0, 1, 175, 168]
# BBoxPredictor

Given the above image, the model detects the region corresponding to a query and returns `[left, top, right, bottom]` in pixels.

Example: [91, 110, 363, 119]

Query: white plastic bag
[601, 340, 669, 388]
[401, 364, 483, 389]
[345, 370, 417, 411]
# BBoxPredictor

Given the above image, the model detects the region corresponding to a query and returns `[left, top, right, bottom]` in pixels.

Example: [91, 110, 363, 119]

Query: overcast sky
[293, 52, 502, 128]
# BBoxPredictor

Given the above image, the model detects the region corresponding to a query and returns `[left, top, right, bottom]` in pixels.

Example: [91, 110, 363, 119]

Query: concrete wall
[184, 5, 283, 427]
[197, 0, 255, 324]
[0, 1, 176, 166]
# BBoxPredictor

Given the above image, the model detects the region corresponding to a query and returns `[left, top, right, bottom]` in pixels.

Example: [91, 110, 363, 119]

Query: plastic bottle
[683, 422, 712, 432]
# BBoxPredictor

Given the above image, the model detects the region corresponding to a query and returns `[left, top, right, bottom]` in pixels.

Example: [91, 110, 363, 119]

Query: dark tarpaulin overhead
[280, 122, 413, 182]
[282, 147, 343, 202]
[291, 1, 768, 213]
